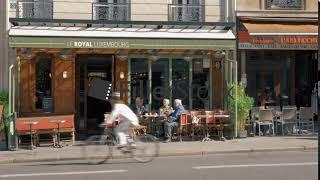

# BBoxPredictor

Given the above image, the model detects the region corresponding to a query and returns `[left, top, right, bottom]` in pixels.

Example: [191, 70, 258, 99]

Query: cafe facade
[8, 22, 236, 136]
[235, 0, 318, 109]
[238, 18, 318, 108]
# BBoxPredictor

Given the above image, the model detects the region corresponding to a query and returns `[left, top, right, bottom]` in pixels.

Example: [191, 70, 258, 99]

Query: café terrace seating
[139, 109, 231, 141]
[249, 106, 317, 136]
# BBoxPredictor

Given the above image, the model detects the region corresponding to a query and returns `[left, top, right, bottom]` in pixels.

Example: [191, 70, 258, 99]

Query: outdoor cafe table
[213, 114, 230, 141]
[196, 114, 214, 142]
[195, 114, 229, 142]
[141, 115, 166, 137]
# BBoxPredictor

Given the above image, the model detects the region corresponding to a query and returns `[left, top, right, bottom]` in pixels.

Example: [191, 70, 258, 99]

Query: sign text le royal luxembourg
[66, 40, 130, 48]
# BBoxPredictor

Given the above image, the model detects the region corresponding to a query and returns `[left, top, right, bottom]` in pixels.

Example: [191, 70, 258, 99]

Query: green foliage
[0, 91, 9, 134]
[227, 82, 254, 130]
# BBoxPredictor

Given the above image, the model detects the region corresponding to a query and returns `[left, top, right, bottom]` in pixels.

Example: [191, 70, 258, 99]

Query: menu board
[43, 97, 53, 113]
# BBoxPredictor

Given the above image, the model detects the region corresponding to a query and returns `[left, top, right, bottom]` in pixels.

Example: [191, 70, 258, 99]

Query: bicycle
[82, 123, 159, 164]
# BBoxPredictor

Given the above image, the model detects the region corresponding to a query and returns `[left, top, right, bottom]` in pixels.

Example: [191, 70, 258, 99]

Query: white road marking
[193, 162, 318, 170]
[0, 169, 128, 178]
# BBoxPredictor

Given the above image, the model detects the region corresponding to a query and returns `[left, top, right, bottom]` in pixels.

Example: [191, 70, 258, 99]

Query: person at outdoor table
[163, 99, 185, 143]
[159, 98, 173, 119]
[130, 97, 148, 116]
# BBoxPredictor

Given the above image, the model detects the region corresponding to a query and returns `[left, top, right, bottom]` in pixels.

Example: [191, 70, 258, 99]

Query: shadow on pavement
[23, 159, 144, 167]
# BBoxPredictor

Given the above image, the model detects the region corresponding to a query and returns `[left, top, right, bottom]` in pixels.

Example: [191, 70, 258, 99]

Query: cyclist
[105, 92, 140, 148]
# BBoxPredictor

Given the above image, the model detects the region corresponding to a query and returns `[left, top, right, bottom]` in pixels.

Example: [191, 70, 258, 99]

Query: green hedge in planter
[0, 91, 9, 135]
[227, 82, 254, 133]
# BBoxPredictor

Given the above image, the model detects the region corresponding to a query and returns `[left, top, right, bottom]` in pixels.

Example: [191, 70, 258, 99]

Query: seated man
[130, 97, 148, 116]
[163, 99, 185, 143]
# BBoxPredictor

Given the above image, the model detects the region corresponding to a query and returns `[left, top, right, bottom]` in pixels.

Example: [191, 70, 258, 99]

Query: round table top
[49, 120, 66, 123]
[23, 121, 39, 125]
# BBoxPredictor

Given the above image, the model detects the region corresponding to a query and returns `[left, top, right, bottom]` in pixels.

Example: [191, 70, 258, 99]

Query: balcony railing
[11, 1, 226, 24]
[265, 0, 303, 10]
[92, 3, 130, 21]
[168, 4, 205, 22]
[16, 0, 53, 18]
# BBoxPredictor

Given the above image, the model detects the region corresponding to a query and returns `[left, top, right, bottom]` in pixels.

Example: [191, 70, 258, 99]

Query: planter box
[238, 130, 248, 138]
[0, 140, 7, 151]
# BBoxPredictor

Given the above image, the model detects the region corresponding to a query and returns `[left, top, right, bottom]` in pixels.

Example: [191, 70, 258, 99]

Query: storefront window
[130, 58, 149, 105]
[35, 58, 52, 110]
[246, 51, 292, 106]
[151, 59, 170, 110]
[130, 56, 212, 110]
[192, 58, 210, 110]
[172, 58, 190, 109]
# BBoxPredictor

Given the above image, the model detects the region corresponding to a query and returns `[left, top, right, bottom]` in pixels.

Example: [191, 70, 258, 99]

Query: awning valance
[9, 26, 236, 50]
[242, 22, 318, 36]
[239, 21, 318, 50]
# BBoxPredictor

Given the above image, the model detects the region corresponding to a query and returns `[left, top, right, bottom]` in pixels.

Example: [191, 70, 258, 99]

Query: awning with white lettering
[9, 26, 236, 50]
[239, 21, 318, 50]
[242, 21, 318, 36]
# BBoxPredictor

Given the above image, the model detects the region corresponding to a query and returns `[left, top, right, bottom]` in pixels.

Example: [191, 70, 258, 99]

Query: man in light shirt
[106, 92, 140, 146]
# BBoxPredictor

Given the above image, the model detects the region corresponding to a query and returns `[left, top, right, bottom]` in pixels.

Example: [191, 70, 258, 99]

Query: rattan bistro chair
[298, 107, 315, 134]
[279, 107, 298, 135]
[257, 109, 275, 136]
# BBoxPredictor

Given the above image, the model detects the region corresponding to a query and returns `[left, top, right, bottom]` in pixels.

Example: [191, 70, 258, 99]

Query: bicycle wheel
[82, 135, 113, 164]
[131, 134, 159, 163]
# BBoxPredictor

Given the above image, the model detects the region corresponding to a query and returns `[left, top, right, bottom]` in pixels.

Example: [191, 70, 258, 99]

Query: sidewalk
[0, 136, 317, 164]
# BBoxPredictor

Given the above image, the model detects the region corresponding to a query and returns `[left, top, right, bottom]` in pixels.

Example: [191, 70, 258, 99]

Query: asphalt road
[0, 150, 317, 180]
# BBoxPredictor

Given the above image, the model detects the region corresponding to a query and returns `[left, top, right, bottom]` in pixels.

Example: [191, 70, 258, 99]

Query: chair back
[179, 113, 190, 126]
[203, 111, 215, 124]
[190, 111, 202, 124]
[268, 106, 280, 111]
[258, 109, 273, 121]
[299, 107, 314, 120]
[282, 108, 297, 121]
[283, 105, 296, 109]
[251, 106, 264, 116]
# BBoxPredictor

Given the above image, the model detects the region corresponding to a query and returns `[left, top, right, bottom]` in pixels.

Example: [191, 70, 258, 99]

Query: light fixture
[116, 49, 128, 61]
[214, 50, 226, 59]
[120, 72, 125, 79]
[63, 71, 68, 79]
[183, 50, 193, 62]
[22, 48, 33, 59]
[148, 49, 160, 62]
[214, 61, 221, 70]
[60, 48, 71, 60]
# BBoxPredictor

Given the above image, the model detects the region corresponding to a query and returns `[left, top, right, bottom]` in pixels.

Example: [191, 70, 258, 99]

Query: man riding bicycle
[105, 92, 140, 148]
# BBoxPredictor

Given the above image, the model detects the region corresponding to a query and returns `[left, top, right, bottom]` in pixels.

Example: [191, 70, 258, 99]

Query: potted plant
[0, 91, 9, 150]
[227, 82, 254, 138]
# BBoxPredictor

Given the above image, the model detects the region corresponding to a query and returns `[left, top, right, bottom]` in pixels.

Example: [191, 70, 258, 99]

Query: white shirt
[107, 103, 139, 127]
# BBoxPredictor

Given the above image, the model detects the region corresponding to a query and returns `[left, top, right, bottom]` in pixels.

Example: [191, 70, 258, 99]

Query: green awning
[9, 26, 236, 50]
[9, 36, 235, 50]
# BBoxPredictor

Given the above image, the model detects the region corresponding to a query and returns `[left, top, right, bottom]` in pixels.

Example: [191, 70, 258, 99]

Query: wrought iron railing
[92, 3, 130, 21]
[265, 0, 303, 10]
[168, 4, 205, 22]
[16, 0, 53, 18]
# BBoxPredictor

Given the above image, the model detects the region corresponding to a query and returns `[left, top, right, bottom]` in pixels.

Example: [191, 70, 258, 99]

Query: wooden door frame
[75, 54, 114, 134]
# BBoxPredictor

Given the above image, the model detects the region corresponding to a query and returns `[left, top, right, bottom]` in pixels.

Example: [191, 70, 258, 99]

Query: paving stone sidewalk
[0, 136, 317, 164]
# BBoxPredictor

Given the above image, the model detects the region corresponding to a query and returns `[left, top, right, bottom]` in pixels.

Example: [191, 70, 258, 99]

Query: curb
[0, 146, 317, 164]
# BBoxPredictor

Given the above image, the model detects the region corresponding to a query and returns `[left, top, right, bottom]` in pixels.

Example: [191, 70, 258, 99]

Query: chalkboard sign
[88, 78, 112, 101]
[43, 97, 53, 113]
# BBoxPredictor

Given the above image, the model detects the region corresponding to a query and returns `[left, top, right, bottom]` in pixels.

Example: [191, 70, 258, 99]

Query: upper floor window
[169, 0, 205, 22]
[93, 0, 130, 21]
[17, 0, 53, 18]
[265, 0, 302, 10]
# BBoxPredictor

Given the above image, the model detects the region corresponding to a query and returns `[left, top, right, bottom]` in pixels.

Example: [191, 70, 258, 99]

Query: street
[0, 150, 317, 180]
